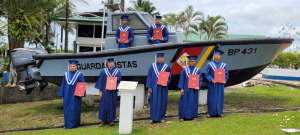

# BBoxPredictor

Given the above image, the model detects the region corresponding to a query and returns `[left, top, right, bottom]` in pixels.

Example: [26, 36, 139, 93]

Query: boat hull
[33, 38, 293, 89]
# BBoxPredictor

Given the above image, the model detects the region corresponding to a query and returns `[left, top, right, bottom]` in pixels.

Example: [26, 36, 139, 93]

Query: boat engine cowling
[11, 48, 48, 94]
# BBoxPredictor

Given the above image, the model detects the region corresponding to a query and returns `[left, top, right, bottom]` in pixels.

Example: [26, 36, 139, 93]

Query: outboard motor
[11, 48, 48, 94]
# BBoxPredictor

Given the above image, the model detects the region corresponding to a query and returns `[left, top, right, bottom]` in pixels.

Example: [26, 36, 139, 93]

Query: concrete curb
[1, 107, 300, 134]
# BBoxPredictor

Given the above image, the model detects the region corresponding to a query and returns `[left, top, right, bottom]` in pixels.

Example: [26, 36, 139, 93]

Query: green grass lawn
[0, 100, 99, 131]
[9, 111, 300, 135]
[225, 86, 300, 110]
[1, 85, 300, 133]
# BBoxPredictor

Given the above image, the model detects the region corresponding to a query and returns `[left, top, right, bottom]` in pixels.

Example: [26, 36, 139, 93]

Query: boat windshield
[112, 14, 148, 31]
[142, 14, 155, 25]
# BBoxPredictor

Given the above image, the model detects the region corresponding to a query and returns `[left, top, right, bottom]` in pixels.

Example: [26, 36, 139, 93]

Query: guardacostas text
[77, 61, 137, 70]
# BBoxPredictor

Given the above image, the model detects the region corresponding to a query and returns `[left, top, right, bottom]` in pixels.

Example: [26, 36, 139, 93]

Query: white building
[50, 12, 107, 53]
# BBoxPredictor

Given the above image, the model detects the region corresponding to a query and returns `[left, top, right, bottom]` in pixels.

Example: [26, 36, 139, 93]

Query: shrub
[271, 52, 300, 69]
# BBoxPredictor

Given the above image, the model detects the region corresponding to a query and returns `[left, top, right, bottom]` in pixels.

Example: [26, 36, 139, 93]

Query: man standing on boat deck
[58, 60, 86, 129]
[178, 56, 202, 122]
[205, 49, 229, 118]
[95, 57, 122, 127]
[146, 53, 171, 124]
[116, 15, 134, 48]
[147, 16, 169, 45]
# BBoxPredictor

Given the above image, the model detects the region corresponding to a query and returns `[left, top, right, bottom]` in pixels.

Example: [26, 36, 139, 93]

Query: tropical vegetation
[270, 23, 300, 69]
[101, 0, 120, 12]
[0, 0, 230, 59]
[271, 44, 300, 69]
[0, 0, 87, 53]
[126, 0, 160, 17]
[162, 5, 228, 42]
[64, 0, 88, 52]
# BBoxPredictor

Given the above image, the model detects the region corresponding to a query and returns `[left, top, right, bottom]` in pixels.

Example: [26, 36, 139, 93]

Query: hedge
[271, 52, 300, 69]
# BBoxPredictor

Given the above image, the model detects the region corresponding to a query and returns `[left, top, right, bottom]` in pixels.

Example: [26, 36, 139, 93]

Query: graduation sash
[65, 71, 81, 85]
[104, 68, 119, 77]
[119, 26, 130, 32]
[209, 62, 226, 71]
[185, 66, 199, 78]
[152, 24, 165, 30]
[152, 63, 168, 78]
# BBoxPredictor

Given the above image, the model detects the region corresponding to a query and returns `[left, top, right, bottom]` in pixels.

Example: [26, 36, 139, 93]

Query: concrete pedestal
[84, 95, 94, 106]
[118, 81, 137, 134]
[144, 89, 149, 104]
[134, 84, 145, 110]
[199, 89, 208, 105]
[84, 82, 99, 106]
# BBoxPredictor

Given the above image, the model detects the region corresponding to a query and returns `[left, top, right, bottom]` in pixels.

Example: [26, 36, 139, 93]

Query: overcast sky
[13, 0, 300, 49]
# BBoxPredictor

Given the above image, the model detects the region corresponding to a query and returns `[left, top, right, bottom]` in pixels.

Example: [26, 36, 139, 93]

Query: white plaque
[117, 81, 138, 90]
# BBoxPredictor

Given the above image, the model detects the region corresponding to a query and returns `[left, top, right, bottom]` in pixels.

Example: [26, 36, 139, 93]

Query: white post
[100, 6, 106, 52]
[118, 81, 138, 134]
[119, 90, 134, 134]
[59, 43, 62, 52]
[134, 84, 145, 110]
[199, 89, 208, 105]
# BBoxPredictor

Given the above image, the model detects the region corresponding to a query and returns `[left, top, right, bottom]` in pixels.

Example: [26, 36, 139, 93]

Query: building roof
[183, 33, 266, 42]
[74, 12, 108, 18]
[49, 17, 107, 24]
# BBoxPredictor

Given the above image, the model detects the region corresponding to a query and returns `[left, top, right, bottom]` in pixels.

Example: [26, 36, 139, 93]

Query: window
[78, 25, 94, 38]
[95, 25, 107, 38]
[112, 14, 148, 31]
[79, 46, 93, 52]
[142, 14, 155, 25]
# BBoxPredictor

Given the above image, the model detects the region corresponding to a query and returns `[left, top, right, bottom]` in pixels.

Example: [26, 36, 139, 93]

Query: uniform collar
[156, 62, 164, 65]
[108, 67, 115, 71]
[214, 60, 221, 64]
[70, 70, 77, 73]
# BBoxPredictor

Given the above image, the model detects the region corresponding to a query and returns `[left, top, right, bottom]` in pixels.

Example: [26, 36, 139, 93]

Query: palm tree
[0, 0, 64, 72]
[162, 13, 180, 32]
[126, 0, 160, 17]
[101, 0, 120, 12]
[190, 21, 206, 41]
[180, 5, 203, 42]
[120, 0, 124, 12]
[161, 14, 169, 30]
[28, 35, 41, 48]
[175, 12, 187, 31]
[51, 3, 75, 52]
[65, 0, 88, 53]
[41, 2, 67, 50]
[203, 15, 228, 40]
